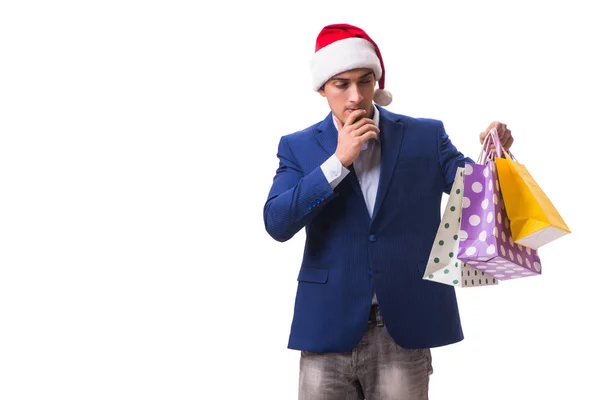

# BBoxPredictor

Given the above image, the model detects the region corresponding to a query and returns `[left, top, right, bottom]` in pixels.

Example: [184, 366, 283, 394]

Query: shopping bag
[457, 136, 542, 281]
[493, 129, 571, 249]
[423, 167, 499, 287]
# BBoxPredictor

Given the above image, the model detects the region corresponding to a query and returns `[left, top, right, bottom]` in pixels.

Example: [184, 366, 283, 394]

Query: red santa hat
[310, 23, 393, 106]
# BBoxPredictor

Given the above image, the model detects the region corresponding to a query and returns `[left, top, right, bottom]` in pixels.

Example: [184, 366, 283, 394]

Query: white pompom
[373, 88, 392, 106]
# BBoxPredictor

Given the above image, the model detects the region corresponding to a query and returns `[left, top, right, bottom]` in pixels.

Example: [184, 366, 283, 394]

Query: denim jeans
[299, 305, 433, 400]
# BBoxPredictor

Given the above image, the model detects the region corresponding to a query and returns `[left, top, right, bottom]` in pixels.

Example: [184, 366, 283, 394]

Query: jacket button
[369, 234, 377, 242]
[367, 268, 373, 276]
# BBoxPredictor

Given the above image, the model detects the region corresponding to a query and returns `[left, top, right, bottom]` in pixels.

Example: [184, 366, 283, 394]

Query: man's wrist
[335, 152, 350, 168]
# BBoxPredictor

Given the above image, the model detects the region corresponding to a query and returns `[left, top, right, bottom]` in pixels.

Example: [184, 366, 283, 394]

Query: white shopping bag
[423, 167, 499, 287]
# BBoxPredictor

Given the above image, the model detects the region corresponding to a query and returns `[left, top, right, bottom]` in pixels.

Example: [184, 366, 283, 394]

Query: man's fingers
[352, 119, 378, 135]
[351, 117, 376, 130]
[486, 121, 497, 133]
[497, 123, 507, 137]
[353, 123, 379, 137]
[485, 122, 509, 141]
[359, 131, 378, 143]
[481, 121, 513, 152]
[344, 109, 367, 127]
[486, 121, 506, 134]
[497, 127, 512, 149]
[503, 135, 514, 150]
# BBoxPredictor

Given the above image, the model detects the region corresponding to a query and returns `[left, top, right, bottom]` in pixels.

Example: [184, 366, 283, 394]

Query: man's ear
[318, 86, 326, 97]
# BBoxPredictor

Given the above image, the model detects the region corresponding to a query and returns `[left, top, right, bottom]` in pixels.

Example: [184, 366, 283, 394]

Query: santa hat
[310, 23, 393, 106]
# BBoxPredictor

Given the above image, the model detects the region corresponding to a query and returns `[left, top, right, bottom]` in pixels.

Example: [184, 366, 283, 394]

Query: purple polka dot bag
[457, 135, 542, 281]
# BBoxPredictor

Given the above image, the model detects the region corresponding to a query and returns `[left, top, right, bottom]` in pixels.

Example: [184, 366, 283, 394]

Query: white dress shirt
[320, 105, 381, 304]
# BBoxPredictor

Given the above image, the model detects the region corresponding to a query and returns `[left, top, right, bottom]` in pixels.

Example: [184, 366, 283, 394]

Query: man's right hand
[333, 109, 379, 167]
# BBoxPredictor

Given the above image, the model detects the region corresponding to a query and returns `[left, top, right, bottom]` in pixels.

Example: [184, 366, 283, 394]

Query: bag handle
[485, 128, 504, 160]
[476, 131, 493, 164]
[482, 127, 521, 162]
[477, 127, 519, 164]
[477, 128, 501, 164]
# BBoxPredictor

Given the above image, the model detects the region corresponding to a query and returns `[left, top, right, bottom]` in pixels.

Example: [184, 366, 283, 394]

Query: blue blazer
[264, 106, 473, 352]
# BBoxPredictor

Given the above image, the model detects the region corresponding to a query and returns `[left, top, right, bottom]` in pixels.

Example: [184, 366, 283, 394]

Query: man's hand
[334, 109, 379, 167]
[479, 121, 514, 153]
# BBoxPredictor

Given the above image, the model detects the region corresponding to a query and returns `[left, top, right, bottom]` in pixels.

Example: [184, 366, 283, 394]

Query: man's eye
[360, 80, 372, 84]
[336, 84, 348, 89]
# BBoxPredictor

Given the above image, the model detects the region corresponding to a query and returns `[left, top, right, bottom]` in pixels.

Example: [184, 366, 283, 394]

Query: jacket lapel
[371, 107, 405, 222]
[315, 113, 337, 156]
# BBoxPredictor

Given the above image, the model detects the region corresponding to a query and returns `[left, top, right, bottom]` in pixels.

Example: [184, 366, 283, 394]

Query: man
[263, 23, 513, 399]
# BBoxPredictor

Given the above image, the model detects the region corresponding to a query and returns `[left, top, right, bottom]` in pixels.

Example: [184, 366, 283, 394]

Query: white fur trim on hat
[310, 37, 382, 91]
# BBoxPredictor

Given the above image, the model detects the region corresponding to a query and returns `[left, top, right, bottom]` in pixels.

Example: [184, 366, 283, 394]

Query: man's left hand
[479, 121, 514, 151]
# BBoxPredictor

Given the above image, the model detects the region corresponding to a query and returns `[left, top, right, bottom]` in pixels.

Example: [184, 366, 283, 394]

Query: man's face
[318, 68, 376, 125]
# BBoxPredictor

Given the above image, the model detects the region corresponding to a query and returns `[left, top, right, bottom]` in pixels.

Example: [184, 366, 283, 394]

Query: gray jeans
[299, 306, 433, 400]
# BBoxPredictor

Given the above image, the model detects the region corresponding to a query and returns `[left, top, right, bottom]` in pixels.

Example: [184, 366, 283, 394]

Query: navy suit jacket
[264, 106, 473, 352]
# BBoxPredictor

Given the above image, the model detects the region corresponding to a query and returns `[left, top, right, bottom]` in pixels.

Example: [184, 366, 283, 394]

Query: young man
[263, 23, 514, 400]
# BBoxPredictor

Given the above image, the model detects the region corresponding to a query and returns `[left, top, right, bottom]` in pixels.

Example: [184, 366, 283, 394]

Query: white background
[1, 0, 598, 399]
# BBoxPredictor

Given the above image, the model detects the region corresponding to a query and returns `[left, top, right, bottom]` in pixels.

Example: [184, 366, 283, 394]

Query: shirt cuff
[320, 154, 351, 189]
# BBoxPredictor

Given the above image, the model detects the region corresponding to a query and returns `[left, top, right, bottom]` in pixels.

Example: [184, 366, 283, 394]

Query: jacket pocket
[297, 268, 329, 283]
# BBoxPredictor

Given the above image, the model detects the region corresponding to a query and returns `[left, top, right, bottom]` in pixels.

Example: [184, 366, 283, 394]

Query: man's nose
[348, 84, 364, 103]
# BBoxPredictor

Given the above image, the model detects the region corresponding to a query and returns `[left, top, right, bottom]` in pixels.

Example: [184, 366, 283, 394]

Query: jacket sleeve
[263, 135, 339, 242]
[437, 122, 475, 194]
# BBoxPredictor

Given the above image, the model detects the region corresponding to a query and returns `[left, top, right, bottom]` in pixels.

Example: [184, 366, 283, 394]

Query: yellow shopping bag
[491, 130, 570, 249]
